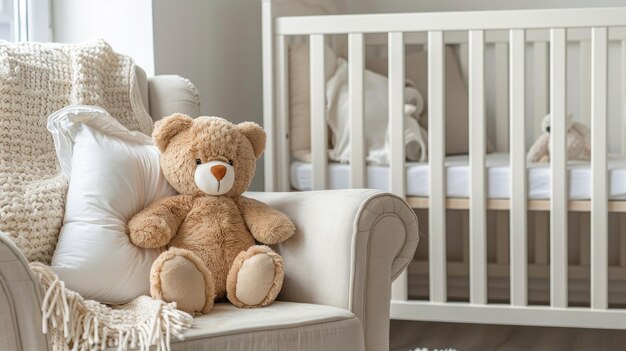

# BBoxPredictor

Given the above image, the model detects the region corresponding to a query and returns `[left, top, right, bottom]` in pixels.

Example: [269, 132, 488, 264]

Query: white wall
[151, 0, 264, 190]
[53, 0, 265, 190]
[52, 0, 155, 76]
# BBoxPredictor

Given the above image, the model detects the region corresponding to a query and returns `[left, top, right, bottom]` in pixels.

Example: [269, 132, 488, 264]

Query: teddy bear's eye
[228, 159, 234, 165]
[195, 159, 202, 165]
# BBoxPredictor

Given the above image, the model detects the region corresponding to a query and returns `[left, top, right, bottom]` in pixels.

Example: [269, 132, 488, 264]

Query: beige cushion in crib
[366, 47, 492, 156]
[289, 43, 338, 154]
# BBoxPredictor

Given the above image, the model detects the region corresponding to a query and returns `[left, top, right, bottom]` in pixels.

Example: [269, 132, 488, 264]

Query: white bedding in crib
[290, 153, 626, 200]
[326, 58, 427, 165]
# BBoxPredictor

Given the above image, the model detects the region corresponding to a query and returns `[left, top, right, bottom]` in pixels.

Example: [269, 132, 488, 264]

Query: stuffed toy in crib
[127, 114, 295, 314]
[527, 113, 591, 163]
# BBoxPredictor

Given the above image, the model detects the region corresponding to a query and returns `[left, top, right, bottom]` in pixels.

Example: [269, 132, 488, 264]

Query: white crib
[262, 0, 626, 329]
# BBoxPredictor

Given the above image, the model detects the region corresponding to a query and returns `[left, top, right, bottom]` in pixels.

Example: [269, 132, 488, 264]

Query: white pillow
[48, 105, 176, 304]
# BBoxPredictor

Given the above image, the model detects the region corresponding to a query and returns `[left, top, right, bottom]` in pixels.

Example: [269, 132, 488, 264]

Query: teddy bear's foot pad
[151, 248, 215, 314]
[227, 245, 284, 308]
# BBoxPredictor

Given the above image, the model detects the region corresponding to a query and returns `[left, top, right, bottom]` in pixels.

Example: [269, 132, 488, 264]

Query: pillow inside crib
[48, 105, 176, 304]
[366, 47, 492, 156]
[289, 43, 338, 154]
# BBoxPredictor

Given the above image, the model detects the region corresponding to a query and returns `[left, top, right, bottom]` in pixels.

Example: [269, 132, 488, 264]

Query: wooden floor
[390, 320, 626, 351]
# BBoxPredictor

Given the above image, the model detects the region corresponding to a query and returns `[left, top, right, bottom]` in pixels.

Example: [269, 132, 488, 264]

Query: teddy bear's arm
[127, 195, 194, 248]
[235, 196, 296, 245]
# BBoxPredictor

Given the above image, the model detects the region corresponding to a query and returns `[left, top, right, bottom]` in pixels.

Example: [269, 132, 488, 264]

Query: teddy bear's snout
[194, 160, 235, 195]
[211, 165, 227, 181]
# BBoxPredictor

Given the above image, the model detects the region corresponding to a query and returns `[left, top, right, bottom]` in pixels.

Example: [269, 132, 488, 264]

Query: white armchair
[0, 70, 419, 351]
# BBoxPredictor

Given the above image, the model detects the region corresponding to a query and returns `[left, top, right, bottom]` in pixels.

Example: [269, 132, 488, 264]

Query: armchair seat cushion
[166, 302, 364, 351]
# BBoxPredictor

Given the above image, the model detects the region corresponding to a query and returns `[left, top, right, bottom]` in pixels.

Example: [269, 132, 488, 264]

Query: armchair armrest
[0, 233, 49, 351]
[246, 189, 419, 351]
[148, 75, 201, 121]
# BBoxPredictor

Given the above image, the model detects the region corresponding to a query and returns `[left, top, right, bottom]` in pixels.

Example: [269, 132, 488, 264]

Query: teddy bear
[127, 114, 295, 314]
[527, 113, 591, 163]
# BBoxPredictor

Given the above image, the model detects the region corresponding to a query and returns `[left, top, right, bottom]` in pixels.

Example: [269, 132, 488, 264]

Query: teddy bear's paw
[128, 217, 172, 248]
[150, 248, 215, 314]
[226, 245, 284, 308]
[262, 220, 296, 245]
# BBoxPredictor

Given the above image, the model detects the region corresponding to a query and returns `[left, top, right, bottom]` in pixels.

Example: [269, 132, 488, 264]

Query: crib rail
[274, 7, 626, 34]
[263, 2, 626, 329]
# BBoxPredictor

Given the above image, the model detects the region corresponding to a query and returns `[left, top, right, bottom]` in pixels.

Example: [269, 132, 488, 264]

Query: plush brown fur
[127, 114, 295, 314]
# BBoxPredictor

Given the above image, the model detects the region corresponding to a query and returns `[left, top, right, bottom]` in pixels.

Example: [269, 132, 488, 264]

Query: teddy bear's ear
[153, 114, 193, 152]
[237, 122, 266, 159]
[540, 114, 551, 133]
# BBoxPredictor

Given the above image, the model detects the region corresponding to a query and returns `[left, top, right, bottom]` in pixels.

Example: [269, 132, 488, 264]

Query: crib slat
[509, 29, 528, 306]
[533, 42, 549, 140]
[309, 34, 328, 190]
[389, 32, 408, 302]
[621, 41, 626, 154]
[262, 0, 276, 192]
[388, 32, 406, 197]
[349, 33, 366, 188]
[428, 30, 447, 303]
[495, 43, 509, 152]
[469, 30, 488, 305]
[276, 35, 290, 191]
[550, 28, 568, 308]
[580, 40, 591, 127]
[591, 27, 608, 310]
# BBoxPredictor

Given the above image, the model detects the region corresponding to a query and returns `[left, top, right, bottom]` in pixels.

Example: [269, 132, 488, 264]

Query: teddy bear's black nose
[546, 126, 550, 133]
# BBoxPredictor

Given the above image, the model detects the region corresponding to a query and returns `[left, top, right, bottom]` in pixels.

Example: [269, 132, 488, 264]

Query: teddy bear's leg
[150, 247, 215, 314]
[226, 245, 284, 308]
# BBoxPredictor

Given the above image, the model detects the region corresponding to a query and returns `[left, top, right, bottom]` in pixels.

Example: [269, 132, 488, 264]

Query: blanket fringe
[30, 262, 193, 351]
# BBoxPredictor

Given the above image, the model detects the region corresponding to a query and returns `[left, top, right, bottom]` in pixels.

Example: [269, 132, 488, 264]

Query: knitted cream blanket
[0, 40, 192, 350]
[31, 263, 192, 351]
[0, 39, 153, 262]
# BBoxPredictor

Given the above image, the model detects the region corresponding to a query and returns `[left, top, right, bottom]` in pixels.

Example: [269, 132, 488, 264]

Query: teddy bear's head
[152, 114, 265, 197]
[541, 113, 574, 134]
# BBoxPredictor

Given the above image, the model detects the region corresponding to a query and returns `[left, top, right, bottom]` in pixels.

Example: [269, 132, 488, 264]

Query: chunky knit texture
[0, 39, 153, 264]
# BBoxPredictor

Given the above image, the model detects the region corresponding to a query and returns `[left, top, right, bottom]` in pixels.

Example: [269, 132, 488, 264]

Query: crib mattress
[290, 153, 626, 200]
